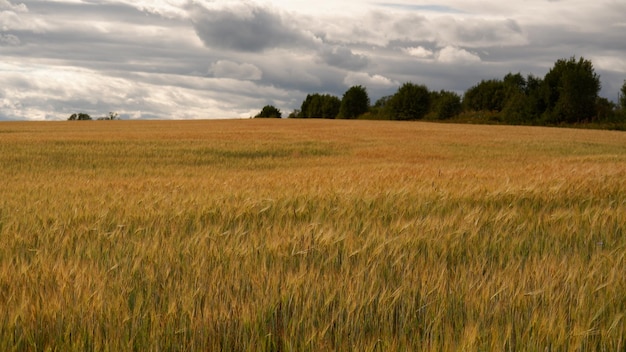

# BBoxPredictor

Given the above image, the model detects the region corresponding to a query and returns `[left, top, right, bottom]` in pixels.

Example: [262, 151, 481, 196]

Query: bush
[255, 105, 282, 118]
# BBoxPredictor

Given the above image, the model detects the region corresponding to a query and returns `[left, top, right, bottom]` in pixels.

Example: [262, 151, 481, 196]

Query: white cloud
[0, 7, 23, 30]
[404, 45, 480, 64]
[0, 0, 27, 12]
[209, 60, 263, 81]
[344, 72, 397, 89]
[404, 46, 435, 59]
[436, 46, 481, 64]
[591, 56, 626, 74]
[128, 0, 188, 19]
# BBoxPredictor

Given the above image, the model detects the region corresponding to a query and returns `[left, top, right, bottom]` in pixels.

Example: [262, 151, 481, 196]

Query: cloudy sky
[1, 0, 625, 120]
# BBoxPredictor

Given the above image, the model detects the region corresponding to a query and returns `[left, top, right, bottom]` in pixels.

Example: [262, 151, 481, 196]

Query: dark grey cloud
[189, 2, 371, 73]
[190, 3, 311, 52]
[319, 45, 369, 70]
[209, 60, 263, 80]
[452, 18, 524, 46]
[0, 33, 20, 45]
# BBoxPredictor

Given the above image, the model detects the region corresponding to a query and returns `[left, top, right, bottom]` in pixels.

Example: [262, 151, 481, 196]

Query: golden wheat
[0, 119, 624, 351]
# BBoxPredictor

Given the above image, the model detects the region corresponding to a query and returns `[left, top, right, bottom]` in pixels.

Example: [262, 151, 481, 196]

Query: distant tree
[255, 105, 282, 118]
[338, 85, 370, 119]
[299, 93, 341, 118]
[541, 56, 600, 124]
[463, 79, 507, 112]
[429, 90, 462, 119]
[68, 113, 92, 121]
[387, 83, 430, 120]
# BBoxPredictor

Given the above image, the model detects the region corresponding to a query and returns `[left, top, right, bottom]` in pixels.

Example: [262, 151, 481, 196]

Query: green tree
[525, 74, 546, 119]
[503, 72, 527, 94]
[299, 94, 340, 118]
[500, 73, 543, 125]
[464, 73, 548, 125]
[429, 90, 461, 119]
[255, 105, 282, 118]
[299, 95, 314, 118]
[387, 83, 430, 120]
[338, 85, 370, 119]
[541, 56, 600, 124]
[501, 92, 533, 125]
[463, 79, 507, 112]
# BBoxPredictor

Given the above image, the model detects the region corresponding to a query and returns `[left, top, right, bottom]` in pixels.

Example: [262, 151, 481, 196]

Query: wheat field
[0, 119, 625, 351]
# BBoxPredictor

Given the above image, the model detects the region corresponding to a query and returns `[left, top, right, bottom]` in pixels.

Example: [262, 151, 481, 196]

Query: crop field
[0, 119, 625, 351]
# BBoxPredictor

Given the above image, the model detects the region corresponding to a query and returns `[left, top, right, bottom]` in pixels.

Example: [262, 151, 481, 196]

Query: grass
[0, 119, 625, 351]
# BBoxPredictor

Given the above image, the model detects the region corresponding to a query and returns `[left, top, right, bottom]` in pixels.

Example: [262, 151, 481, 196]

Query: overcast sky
[1, 0, 625, 120]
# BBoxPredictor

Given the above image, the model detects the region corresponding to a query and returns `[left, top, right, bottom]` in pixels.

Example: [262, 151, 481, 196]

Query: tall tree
[387, 83, 430, 120]
[339, 85, 370, 119]
[542, 56, 600, 124]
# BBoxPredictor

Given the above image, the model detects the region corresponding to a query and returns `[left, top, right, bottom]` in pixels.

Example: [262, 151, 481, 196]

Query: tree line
[256, 57, 626, 128]
[68, 112, 119, 120]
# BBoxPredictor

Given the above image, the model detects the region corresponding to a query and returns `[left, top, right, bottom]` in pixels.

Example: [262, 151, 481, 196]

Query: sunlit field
[1, 119, 625, 351]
